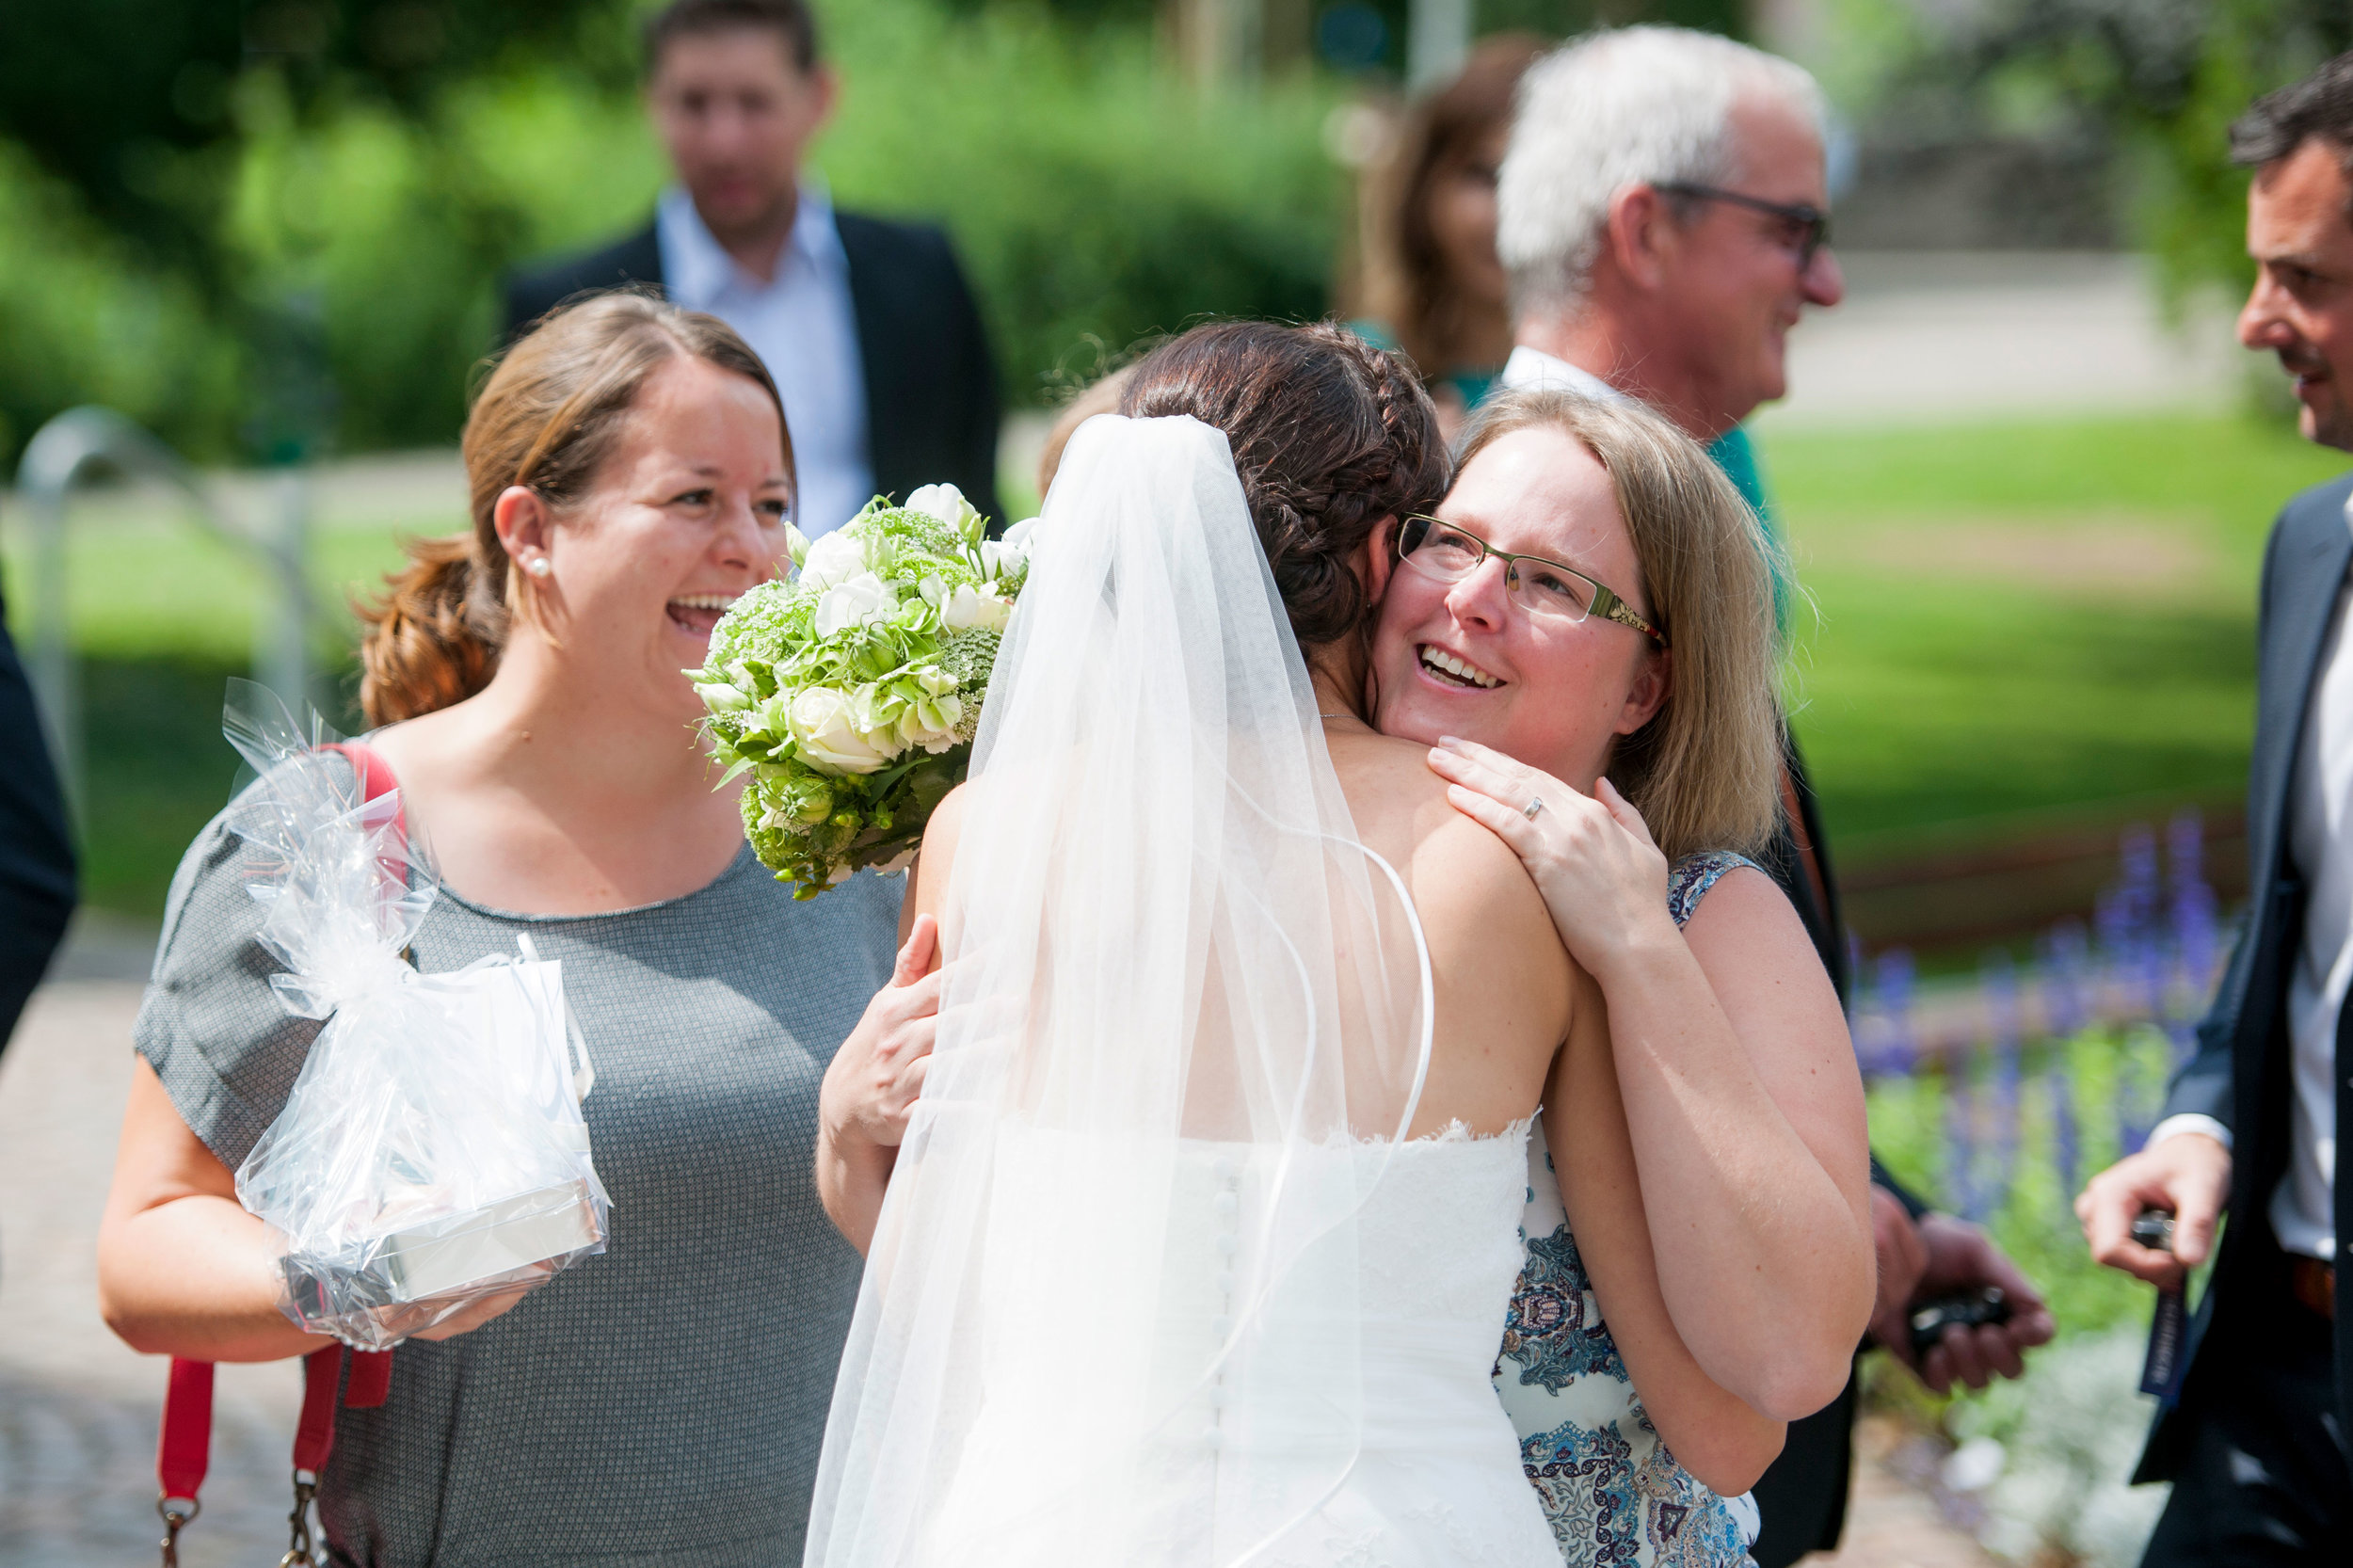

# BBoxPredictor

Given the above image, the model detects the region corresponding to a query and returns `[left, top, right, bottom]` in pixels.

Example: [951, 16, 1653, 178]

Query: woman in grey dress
[96, 295, 902, 1566]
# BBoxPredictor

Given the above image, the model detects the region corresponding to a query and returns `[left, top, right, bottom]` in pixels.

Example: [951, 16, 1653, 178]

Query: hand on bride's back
[821, 913, 943, 1153]
[1426, 738, 1675, 979]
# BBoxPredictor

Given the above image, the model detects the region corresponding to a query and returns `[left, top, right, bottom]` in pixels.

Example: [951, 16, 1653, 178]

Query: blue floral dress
[1491, 851, 1765, 1568]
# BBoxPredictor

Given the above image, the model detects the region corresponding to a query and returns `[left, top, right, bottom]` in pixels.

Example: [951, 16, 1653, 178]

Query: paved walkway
[0, 980, 298, 1566]
[0, 971, 2004, 1567]
[1755, 250, 2241, 431]
[1817, 1418, 2005, 1568]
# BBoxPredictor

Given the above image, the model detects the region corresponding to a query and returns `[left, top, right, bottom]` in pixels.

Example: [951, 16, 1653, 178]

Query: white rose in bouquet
[798, 528, 869, 593]
[905, 484, 987, 536]
[814, 570, 896, 638]
[789, 686, 900, 775]
[941, 584, 1015, 632]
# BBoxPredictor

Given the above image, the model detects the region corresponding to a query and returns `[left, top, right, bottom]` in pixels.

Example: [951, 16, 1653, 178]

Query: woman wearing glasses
[1372, 386, 1869, 1564]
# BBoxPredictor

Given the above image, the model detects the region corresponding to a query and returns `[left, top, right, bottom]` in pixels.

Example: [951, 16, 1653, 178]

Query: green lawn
[7, 410, 2346, 920]
[1762, 412, 2349, 861]
[4, 510, 438, 917]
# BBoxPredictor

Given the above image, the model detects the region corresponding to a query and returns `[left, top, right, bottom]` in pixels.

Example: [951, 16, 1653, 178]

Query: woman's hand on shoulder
[1425, 738, 1677, 982]
[815, 785, 968, 1254]
[822, 915, 944, 1158]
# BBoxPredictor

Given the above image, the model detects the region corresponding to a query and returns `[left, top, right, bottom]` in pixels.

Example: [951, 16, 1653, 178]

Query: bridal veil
[804, 415, 1433, 1568]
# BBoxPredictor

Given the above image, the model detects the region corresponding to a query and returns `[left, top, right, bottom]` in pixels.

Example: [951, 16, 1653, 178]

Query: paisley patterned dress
[1491, 850, 1766, 1568]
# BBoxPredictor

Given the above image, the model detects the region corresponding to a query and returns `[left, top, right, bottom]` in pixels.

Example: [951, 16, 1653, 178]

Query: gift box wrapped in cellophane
[220, 681, 610, 1352]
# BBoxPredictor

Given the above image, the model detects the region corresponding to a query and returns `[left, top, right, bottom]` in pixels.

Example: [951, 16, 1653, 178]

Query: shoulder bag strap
[155, 742, 401, 1566]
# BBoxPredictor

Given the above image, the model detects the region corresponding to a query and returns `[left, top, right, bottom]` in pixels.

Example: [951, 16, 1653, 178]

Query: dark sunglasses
[1653, 182, 1832, 269]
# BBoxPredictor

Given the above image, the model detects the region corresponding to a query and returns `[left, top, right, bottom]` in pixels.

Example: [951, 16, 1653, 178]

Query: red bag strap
[156, 740, 405, 1564]
[155, 1359, 212, 1512]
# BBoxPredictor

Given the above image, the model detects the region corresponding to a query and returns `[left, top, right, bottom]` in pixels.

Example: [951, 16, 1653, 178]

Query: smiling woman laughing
[97, 292, 904, 1565]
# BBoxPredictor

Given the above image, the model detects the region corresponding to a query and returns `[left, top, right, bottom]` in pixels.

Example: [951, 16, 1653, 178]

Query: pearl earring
[527, 557, 552, 579]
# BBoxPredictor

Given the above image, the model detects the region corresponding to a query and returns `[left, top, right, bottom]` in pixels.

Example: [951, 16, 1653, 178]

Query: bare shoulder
[910, 782, 973, 925]
[1324, 728, 1572, 1012]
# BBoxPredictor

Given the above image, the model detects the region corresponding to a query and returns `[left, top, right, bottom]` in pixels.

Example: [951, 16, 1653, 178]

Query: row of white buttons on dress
[1207, 1153, 1241, 1451]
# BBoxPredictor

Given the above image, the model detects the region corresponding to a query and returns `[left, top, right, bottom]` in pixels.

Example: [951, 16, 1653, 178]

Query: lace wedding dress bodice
[925, 1119, 1561, 1568]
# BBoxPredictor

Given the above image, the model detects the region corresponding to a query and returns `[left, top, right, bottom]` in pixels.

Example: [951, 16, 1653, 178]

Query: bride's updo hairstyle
[356, 292, 790, 726]
[1116, 321, 1448, 648]
[1459, 388, 1785, 860]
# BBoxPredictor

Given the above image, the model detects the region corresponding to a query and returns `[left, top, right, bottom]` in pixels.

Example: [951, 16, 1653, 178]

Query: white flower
[896, 696, 964, 753]
[941, 584, 1014, 632]
[799, 528, 867, 593]
[905, 484, 984, 540]
[814, 571, 896, 638]
[783, 522, 813, 570]
[892, 667, 965, 752]
[788, 687, 899, 775]
[693, 680, 752, 712]
[904, 484, 967, 523]
[975, 517, 1042, 583]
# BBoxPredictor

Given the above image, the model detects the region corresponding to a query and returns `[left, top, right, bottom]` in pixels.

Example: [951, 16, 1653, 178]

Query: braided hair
[1119, 321, 1449, 648]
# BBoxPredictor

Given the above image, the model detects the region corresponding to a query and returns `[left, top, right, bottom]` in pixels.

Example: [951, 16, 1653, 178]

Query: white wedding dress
[923, 1124, 1561, 1567]
[805, 415, 1557, 1568]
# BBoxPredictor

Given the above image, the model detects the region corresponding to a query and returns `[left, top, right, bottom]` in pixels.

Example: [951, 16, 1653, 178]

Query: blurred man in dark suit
[2078, 55, 2353, 1565]
[0, 588, 76, 1055]
[504, 0, 1003, 536]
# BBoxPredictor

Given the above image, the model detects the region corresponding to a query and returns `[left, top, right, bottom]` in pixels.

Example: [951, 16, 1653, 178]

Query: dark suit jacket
[2135, 469, 2353, 1482]
[0, 590, 76, 1053]
[502, 212, 1005, 531]
[1747, 727, 1886, 1568]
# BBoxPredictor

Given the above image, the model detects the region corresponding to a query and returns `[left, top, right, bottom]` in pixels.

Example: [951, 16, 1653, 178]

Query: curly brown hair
[1117, 321, 1449, 648]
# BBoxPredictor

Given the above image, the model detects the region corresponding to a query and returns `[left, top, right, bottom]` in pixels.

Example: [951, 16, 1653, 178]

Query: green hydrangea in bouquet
[690, 484, 1035, 897]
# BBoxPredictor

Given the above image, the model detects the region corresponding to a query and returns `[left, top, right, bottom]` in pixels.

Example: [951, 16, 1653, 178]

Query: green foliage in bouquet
[691, 483, 1033, 897]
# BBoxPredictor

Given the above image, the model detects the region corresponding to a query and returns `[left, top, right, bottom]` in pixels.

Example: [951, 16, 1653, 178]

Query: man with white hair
[1497, 24, 1836, 510]
[1493, 27, 2053, 1567]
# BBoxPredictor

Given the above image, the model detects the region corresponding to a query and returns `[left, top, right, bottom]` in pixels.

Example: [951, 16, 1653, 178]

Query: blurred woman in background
[1350, 35, 1545, 439]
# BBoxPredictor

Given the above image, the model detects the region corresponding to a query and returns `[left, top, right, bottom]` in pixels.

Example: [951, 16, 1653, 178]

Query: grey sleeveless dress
[136, 758, 902, 1566]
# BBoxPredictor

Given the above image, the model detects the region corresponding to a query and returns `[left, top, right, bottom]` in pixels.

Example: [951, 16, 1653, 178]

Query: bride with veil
[807, 331, 1613, 1567]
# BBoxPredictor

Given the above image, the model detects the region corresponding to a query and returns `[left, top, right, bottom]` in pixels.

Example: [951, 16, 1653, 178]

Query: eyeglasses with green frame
[1396, 515, 1668, 648]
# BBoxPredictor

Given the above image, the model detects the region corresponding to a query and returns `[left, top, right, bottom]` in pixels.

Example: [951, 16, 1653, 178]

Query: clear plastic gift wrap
[218, 681, 610, 1351]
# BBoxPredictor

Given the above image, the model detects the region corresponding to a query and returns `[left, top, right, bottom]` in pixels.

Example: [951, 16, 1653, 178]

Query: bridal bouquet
[692, 485, 1036, 896]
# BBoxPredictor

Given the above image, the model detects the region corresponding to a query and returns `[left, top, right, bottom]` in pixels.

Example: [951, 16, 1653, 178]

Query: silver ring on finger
[1523, 795, 1545, 822]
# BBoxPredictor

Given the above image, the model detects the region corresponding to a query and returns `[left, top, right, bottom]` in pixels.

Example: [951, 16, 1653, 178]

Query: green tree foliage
[0, 1, 243, 277]
[1876, 0, 2353, 303]
[0, 2, 620, 286]
[0, 0, 1341, 464]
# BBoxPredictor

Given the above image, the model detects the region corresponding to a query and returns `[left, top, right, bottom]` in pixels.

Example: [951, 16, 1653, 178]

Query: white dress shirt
[2276, 519, 2352, 1259]
[1499, 343, 1625, 403]
[2153, 497, 2350, 1261]
[658, 184, 874, 539]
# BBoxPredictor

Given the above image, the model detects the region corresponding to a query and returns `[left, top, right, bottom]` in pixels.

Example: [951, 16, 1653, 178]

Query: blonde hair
[1456, 388, 1785, 859]
[356, 292, 791, 726]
